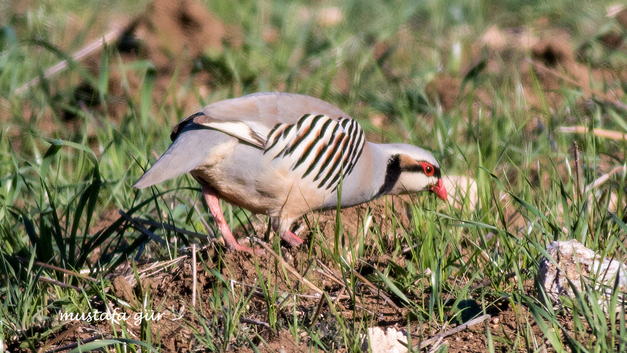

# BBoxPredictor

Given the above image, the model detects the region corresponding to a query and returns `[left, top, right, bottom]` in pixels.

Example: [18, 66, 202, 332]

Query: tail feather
[133, 128, 219, 189]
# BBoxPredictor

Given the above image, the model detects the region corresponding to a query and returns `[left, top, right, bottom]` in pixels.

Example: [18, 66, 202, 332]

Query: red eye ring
[421, 163, 435, 176]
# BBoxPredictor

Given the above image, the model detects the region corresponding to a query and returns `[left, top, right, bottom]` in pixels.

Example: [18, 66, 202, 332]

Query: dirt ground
[75, 0, 241, 123]
[31, 195, 543, 353]
[27, 191, 570, 353]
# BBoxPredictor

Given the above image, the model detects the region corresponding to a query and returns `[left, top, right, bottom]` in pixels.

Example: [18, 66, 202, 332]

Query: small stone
[537, 240, 627, 313]
[364, 327, 409, 353]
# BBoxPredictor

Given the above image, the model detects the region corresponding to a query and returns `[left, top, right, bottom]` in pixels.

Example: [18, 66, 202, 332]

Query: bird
[133, 92, 447, 253]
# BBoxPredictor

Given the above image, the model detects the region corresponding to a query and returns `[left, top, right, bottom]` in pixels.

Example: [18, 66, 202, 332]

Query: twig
[401, 243, 419, 254]
[121, 256, 187, 288]
[313, 268, 345, 287]
[16, 27, 124, 95]
[313, 260, 351, 310]
[557, 126, 627, 141]
[354, 303, 383, 319]
[39, 323, 80, 353]
[38, 276, 82, 291]
[192, 244, 197, 307]
[15, 256, 98, 283]
[427, 322, 449, 353]
[241, 317, 275, 332]
[254, 239, 323, 295]
[330, 286, 350, 316]
[315, 259, 345, 287]
[415, 314, 491, 350]
[585, 166, 624, 193]
[135, 256, 186, 276]
[333, 286, 346, 306]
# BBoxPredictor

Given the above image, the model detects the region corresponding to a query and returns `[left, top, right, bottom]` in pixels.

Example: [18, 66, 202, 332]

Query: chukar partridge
[134, 92, 447, 252]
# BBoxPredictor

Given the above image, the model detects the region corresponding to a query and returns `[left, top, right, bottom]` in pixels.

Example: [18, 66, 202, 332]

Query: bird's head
[378, 144, 447, 201]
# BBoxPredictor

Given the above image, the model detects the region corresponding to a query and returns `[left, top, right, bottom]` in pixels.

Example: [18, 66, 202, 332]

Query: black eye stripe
[402, 165, 423, 173]
[401, 164, 441, 177]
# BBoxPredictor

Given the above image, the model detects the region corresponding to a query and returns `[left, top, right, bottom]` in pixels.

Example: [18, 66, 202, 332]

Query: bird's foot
[230, 244, 265, 254]
[232, 238, 265, 254]
[280, 230, 304, 247]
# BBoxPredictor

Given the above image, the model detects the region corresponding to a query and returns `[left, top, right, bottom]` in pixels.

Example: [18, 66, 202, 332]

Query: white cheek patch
[393, 172, 437, 194]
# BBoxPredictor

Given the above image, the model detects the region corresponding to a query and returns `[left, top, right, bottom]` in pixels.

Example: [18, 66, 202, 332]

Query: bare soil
[73, 0, 241, 124]
[29, 195, 560, 353]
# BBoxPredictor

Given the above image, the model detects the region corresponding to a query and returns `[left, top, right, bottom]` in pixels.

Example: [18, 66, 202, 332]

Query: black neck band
[375, 154, 401, 197]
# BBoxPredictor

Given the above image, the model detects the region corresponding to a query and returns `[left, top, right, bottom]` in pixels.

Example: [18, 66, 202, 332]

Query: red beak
[429, 178, 447, 201]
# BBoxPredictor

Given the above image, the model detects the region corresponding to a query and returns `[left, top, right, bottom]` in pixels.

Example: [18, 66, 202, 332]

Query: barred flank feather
[264, 114, 366, 192]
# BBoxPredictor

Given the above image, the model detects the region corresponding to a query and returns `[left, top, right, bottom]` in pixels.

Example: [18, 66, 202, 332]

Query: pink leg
[280, 230, 304, 247]
[202, 186, 261, 253]
[272, 218, 305, 247]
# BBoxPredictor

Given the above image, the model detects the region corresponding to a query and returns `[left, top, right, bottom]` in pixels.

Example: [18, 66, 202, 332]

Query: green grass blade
[374, 268, 410, 306]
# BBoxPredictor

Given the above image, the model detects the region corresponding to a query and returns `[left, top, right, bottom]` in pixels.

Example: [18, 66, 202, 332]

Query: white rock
[362, 327, 409, 353]
[537, 239, 627, 312]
